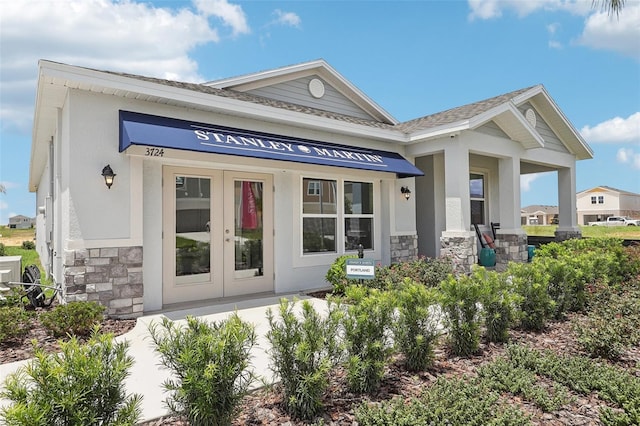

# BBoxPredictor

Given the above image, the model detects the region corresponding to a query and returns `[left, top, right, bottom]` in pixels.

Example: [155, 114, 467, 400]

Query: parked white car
[588, 216, 640, 226]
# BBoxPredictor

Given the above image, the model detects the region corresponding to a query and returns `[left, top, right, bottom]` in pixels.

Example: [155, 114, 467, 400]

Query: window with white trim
[470, 173, 485, 225]
[598, 195, 604, 204]
[301, 178, 375, 254]
[591, 196, 597, 204]
[302, 178, 337, 254]
[344, 181, 374, 250]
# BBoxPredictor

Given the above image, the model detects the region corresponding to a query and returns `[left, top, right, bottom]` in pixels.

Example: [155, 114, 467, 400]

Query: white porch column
[496, 157, 527, 271]
[555, 166, 582, 241]
[443, 143, 470, 232]
[498, 157, 522, 232]
[440, 142, 476, 273]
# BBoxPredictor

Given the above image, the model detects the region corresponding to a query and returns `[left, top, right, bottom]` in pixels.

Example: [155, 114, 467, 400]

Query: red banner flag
[241, 181, 258, 229]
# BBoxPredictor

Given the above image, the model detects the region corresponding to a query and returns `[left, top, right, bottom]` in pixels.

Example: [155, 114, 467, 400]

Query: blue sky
[1, 0, 639, 224]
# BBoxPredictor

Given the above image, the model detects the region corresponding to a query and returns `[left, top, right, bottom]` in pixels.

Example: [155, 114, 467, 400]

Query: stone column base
[440, 231, 476, 275]
[495, 232, 528, 272]
[63, 246, 144, 318]
[555, 228, 582, 242]
[390, 234, 418, 263]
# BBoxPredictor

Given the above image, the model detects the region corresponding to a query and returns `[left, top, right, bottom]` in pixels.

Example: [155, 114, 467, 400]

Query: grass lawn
[524, 225, 640, 239]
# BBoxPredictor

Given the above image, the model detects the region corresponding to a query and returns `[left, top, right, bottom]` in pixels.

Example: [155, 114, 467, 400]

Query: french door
[162, 167, 273, 305]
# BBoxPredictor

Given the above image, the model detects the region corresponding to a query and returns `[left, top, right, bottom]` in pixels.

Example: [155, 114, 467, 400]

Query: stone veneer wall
[555, 229, 582, 242]
[390, 235, 418, 263]
[63, 246, 143, 318]
[440, 233, 476, 274]
[495, 233, 528, 272]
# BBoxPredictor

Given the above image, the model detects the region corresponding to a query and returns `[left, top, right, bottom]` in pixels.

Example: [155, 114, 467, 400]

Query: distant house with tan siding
[577, 186, 640, 225]
[521, 205, 558, 225]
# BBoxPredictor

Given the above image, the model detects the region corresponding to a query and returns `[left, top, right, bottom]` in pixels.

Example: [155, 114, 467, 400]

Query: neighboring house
[8, 215, 34, 229]
[29, 60, 592, 316]
[577, 186, 640, 225]
[521, 205, 559, 225]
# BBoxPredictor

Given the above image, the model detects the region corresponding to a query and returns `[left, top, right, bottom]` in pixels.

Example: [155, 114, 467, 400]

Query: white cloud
[548, 40, 563, 49]
[616, 148, 640, 169]
[273, 9, 301, 28]
[0, 0, 250, 131]
[577, 3, 640, 59]
[521, 173, 541, 192]
[194, 0, 250, 36]
[0, 201, 7, 210]
[547, 22, 560, 34]
[468, 0, 590, 21]
[580, 112, 640, 144]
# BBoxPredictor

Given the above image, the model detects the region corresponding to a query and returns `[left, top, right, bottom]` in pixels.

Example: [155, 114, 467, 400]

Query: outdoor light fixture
[102, 165, 116, 189]
[401, 186, 411, 200]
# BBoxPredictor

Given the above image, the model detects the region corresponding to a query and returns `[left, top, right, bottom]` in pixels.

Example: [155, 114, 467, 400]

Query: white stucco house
[8, 215, 35, 229]
[29, 59, 593, 316]
[577, 186, 640, 225]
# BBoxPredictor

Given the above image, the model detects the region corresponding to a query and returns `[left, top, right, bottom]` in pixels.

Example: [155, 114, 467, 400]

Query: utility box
[0, 256, 22, 284]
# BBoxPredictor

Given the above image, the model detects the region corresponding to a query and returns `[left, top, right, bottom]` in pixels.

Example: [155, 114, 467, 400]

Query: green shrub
[40, 301, 105, 337]
[507, 262, 554, 332]
[325, 254, 359, 294]
[370, 256, 453, 290]
[573, 283, 640, 359]
[439, 272, 483, 356]
[0, 329, 142, 425]
[341, 287, 394, 393]
[393, 279, 441, 371]
[0, 287, 25, 308]
[148, 314, 256, 426]
[266, 298, 341, 420]
[0, 306, 33, 342]
[21, 240, 35, 250]
[0, 242, 5, 256]
[505, 344, 640, 425]
[478, 357, 570, 412]
[478, 267, 520, 343]
[355, 376, 531, 425]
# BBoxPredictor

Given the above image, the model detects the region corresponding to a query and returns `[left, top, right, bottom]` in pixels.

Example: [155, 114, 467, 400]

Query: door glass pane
[234, 180, 264, 278]
[175, 176, 210, 276]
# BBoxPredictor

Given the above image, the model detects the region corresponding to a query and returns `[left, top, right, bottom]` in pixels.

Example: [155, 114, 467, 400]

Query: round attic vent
[308, 78, 325, 99]
[525, 108, 537, 128]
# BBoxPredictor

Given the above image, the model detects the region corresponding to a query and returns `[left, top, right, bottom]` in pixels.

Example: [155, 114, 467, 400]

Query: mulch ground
[2, 303, 638, 425]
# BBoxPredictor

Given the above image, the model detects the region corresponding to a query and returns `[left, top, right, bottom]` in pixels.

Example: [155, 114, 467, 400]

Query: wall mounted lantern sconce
[102, 165, 116, 189]
[401, 186, 411, 201]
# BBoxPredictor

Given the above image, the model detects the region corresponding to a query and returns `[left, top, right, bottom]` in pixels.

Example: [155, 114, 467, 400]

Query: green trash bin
[527, 245, 535, 262]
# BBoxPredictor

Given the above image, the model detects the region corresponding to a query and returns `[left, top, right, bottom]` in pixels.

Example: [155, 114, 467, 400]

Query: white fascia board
[36, 61, 407, 145]
[406, 121, 471, 143]
[205, 59, 328, 87]
[471, 103, 544, 149]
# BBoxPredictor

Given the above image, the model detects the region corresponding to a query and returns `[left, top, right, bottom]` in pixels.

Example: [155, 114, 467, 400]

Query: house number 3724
[145, 148, 164, 157]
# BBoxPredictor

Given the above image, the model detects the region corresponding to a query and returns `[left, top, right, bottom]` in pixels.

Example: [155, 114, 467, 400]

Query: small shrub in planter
[0, 328, 142, 426]
[148, 314, 256, 426]
[40, 301, 105, 337]
[393, 279, 441, 371]
[439, 272, 483, 357]
[0, 306, 33, 342]
[266, 298, 341, 420]
[341, 286, 394, 393]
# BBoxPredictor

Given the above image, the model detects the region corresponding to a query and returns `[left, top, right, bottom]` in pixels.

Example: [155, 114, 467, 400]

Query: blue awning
[119, 111, 424, 178]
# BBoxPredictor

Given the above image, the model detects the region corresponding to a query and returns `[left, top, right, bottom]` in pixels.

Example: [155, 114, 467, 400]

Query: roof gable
[204, 60, 398, 125]
[399, 85, 593, 160]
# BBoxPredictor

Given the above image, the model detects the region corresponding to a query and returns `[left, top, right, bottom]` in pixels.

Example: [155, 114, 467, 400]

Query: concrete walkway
[0, 293, 330, 423]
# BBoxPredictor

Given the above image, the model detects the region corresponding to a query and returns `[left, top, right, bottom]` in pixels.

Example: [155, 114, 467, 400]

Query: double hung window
[302, 178, 374, 254]
[470, 173, 486, 225]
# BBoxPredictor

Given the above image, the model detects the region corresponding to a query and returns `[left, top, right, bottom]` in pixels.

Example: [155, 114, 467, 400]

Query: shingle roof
[100, 68, 537, 135]
[521, 205, 558, 214]
[395, 86, 537, 133]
